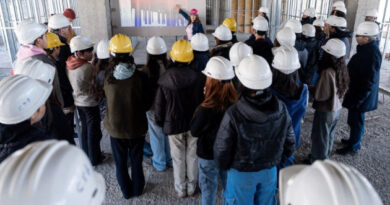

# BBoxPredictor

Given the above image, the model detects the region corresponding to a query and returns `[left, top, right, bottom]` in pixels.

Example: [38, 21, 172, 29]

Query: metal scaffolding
[0, 0, 77, 62]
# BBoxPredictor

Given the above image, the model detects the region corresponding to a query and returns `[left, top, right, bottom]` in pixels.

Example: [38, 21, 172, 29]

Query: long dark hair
[318, 52, 349, 98]
[91, 53, 110, 98]
[187, 14, 201, 26]
[105, 53, 135, 84]
[144, 53, 168, 82]
[271, 69, 302, 99]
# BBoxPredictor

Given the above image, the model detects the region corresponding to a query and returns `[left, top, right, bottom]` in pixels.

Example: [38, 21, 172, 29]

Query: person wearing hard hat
[92, 40, 110, 119]
[154, 40, 204, 198]
[214, 54, 295, 205]
[365, 9, 381, 45]
[301, 8, 317, 25]
[229, 42, 253, 89]
[301, 24, 319, 85]
[258, 7, 270, 22]
[223, 17, 238, 43]
[313, 19, 327, 49]
[140, 36, 172, 172]
[0, 75, 53, 162]
[190, 56, 238, 205]
[211, 25, 233, 59]
[175, 4, 205, 41]
[103, 34, 152, 198]
[331, 1, 346, 17]
[322, 15, 352, 59]
[279, 160, 383, 205]
[66, 36, 103, 166]
[308, 39, 349, 162]
[63, 8, 77, 44]
[0, 140, 106, 205]
[273, 27, 296, 52]
[48, 14, 76, 135]
[190, 33, 211, 72]
[338, 22, 382, 155]
[245, 16, 273, 65]
[270, 46, 307, 168]
[284, 19, 308, 72]
[14, 59, 75, 146]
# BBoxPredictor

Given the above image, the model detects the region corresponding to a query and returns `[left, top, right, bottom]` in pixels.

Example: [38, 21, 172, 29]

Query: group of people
[0, 2, 384, 205]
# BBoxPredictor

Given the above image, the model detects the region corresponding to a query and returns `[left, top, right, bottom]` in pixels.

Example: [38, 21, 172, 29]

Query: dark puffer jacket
[245, 37, 274, 65]
[0, 121, 51, 162]
[154, 63, 204, 135]
[191, 51, 211, 72]
[301, 37, 319, 85]
[214, 92, 295, 171]
[343, 41, 382, 112]
[211, 42, 233, 60]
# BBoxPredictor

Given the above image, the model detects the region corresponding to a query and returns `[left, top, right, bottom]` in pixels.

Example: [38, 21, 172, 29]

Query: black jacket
[245, 37, 274, 65]
[214, 92, 295, 171]
[191, 51, 211, 72]
[56, 35, 74, 108]
[343, 41, 382, 112]
[191, 106, 226, 160]
[301, 37, 319, 85]
[0, 121, 51, 162]
[211, 42, 233, 60]
[329, 31, 352, 58]
[154, 64, 204, 135]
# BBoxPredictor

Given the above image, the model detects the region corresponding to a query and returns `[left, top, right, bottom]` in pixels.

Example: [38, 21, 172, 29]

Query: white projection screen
[110, 0, 206, 37]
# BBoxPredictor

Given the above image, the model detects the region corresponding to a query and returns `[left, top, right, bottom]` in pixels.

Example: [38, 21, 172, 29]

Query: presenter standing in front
[176, 4, 205, 41]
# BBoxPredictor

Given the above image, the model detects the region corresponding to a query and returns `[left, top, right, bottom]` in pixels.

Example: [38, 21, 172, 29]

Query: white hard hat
[276, 27, 296, 47]
[229, 42, 253, 67]
[147, 36, 167, 55]
[335, 5, 347, 14]
[272, 46, 300, 74]
[236, 54, 272, 90]
[321, 38, 346, 58]
[0, 75, 52, 125]
[191, 33, 209, 51]
[212, 25, 232, 41]
[259, 7, 269, 14]
[366, 9, 378, 18]
[302, 24, 316, 37]
[325, 15, 347, 28]
[252, 16, 269, 31]
[303, 8, 316, 18]
[14, 21, 47, 45]
[284, 19, 303, 33]
[96, 40, 110, 59]
[0, 140, 106, 205]
[13, 59, 56, 84]
[356, 21, 380, 36]
[48, 14, 71, 29]
[70, 35, 94, 53]
[332, 1, 346, 8]
[202, 56, 234, 80]
[313, 19, 325, 27]
[279, 160, 383, 205]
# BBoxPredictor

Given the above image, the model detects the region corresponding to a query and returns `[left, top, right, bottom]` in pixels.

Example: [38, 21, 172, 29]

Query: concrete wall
[76, 0, 112, 44]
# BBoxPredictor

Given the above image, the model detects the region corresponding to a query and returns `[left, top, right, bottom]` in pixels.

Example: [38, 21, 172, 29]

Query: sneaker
[187, 185, 197, 196]
[177, 191, 187, 198]
[336, 146, 359, 155]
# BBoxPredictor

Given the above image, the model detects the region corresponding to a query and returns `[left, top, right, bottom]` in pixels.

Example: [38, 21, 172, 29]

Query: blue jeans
[311, 110, 340, 162]
[346, 110, 365, 150]
[77, 106, 102, 165]
[224, 167, 277, 205]
[110, 137, 145, 199]
[198, 158, 226, 205]
[146, 110, 172, 171]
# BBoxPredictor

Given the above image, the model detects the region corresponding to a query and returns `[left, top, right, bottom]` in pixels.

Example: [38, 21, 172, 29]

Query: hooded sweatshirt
[12, 45, 64, 108]
[66, 56, 98, 107]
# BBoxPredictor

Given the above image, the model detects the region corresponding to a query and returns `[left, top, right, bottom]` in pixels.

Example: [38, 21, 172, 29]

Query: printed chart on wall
[119, 0, 189, 27]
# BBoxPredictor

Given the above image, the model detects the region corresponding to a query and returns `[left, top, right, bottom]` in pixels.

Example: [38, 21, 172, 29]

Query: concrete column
[238, 0, 245, 32]
[245, 0, 252, 33]
[76, 0, 112, 44]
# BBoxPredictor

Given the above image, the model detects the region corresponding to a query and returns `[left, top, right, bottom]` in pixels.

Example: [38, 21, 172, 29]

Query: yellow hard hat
[222, 17, 237, 32]
[109, 33, 133, 53]
[46, 32, 65, 49]
[169, 40, 194, 63]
